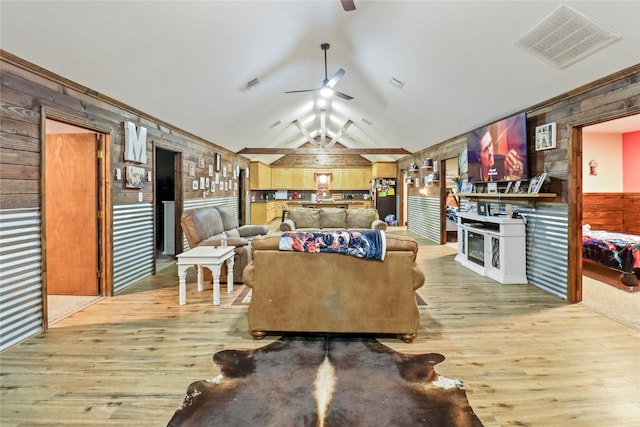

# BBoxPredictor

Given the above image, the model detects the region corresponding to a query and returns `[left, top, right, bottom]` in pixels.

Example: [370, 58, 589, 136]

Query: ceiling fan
[341, 0, 356, 11]
[285, 43, 354, 101]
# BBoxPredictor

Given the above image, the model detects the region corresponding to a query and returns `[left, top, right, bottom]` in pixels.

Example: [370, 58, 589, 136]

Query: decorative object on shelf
[487, 182, 498, 194]
[528, 173, 547, 194]
[422, 158, 433, 168]
[458, 147, 468, 173]
[504, 181, 512, 193]
[535, 122, 557, 151]
[453, 175, 464, 191]
[513, 180, 522, 193]
[460, 180, 473, 193]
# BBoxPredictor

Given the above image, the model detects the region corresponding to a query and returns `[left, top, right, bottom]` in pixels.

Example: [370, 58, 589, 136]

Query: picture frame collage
[189, 153, 240, 196]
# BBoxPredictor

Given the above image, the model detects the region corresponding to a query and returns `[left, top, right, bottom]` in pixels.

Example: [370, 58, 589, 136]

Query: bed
[582, 225, 640, 287]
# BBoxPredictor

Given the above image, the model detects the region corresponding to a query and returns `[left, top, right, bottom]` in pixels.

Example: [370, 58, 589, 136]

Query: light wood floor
[1, 241, 639, 426]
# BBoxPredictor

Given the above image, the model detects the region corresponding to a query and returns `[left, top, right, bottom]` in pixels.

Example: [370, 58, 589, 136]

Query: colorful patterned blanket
[279, 230, 386, 260]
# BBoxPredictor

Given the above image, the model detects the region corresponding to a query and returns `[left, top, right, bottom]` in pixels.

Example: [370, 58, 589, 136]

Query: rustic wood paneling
[270, 142, 371, 167]
[1, 52, 248, 211]
[584, 193, 640, 235]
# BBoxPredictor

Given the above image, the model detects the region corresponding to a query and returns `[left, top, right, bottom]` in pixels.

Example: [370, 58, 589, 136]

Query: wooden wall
[583, 193, 640, 235]
[397, 64, 640, 302]
[0, 50, 247, 211]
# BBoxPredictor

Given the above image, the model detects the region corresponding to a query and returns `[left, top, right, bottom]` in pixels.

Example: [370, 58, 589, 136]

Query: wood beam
[237, 147, 411, 155]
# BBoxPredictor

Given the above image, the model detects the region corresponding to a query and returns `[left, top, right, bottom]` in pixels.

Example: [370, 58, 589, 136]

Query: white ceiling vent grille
[517, 5, 621, 69]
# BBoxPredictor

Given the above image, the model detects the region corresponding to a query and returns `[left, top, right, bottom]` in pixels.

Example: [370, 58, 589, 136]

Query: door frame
[153, 142, 183, 261]
[567, 112, 639, 303]
[40, 107, 112, 329]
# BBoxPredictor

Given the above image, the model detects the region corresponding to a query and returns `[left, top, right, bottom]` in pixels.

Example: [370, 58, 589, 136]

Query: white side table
[175, 246, 235, 305]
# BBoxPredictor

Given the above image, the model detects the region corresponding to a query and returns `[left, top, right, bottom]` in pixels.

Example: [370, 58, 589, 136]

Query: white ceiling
[1, 1, 639, 164]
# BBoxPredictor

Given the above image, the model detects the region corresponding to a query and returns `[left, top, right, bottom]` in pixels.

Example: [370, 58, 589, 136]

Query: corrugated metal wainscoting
[112, 204, 154, 295]
[181, 197, 239, 252]
[407, 196, 440, 243]
[0, 208, 43, 351]
[519, 203, 568, 300]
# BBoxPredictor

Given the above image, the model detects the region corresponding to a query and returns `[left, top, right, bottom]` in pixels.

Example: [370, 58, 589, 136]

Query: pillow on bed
[582, 224, 591, 233]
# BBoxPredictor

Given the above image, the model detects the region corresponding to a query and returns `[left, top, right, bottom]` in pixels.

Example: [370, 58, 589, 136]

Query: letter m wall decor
[123, 121, 148, 163]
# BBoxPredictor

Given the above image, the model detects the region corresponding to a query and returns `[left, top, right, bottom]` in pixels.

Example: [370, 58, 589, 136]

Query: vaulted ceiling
[1, 1, 638, 164]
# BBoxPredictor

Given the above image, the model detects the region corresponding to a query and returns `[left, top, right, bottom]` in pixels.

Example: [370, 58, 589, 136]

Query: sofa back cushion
[346, 208, 380, 229]
[214, 205, 239, 232]
[288, 208, 321, 229]
[181, 207, 224, 247]
[320, 208, 347, 229]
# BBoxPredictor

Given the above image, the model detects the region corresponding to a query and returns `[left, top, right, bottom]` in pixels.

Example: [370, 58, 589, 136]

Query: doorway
[577, 114, 640, 329]
[155, 147, 178, 270]
[44, 119, 105, 324]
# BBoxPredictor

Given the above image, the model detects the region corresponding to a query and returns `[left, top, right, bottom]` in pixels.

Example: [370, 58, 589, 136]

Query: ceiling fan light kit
[285, 43, 354, 101]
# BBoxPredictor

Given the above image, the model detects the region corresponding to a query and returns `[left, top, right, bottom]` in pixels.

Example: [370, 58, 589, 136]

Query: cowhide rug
[168, 335, 483, 426]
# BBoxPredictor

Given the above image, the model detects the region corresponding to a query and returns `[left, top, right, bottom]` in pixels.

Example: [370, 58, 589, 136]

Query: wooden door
[45, 133, 98, 295]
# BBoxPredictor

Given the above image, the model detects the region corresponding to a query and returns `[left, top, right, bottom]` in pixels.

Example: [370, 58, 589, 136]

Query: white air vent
[517, 5, 621, 69]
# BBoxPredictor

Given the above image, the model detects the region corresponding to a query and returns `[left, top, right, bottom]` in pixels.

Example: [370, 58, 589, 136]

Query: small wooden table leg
[177, 264, 189, 305]
[226, 255, 234, 293]
[197, 264, 204, 292]
[210, 264, 223, 305]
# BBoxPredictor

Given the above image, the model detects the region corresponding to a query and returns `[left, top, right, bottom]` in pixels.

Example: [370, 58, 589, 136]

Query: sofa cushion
[181, 207, 224, 247]
[287, 209, 321, 229]
[199, 236, 249, 247]
[346, 208, 379, 229]
[239, 224, 270, 238]
[319, 208, 347, 229]
[214, 205, 239, 231]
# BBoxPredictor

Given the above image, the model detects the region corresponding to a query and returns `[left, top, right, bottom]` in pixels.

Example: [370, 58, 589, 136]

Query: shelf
[458, 193, 556, 199]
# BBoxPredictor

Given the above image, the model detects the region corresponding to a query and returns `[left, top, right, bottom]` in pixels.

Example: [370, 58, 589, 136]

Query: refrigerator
[372, 178, 397, 224]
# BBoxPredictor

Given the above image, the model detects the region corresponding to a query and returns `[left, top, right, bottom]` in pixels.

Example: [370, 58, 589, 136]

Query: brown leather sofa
[243, 233, 425, 342]
[181, 206, 269, 283]
[280, 207, 387, 232]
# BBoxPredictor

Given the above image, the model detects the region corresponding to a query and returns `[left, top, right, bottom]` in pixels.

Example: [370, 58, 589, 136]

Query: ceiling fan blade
[334, 90, 354, 101]
[285, 88, 319, 94]
[326, 68, 345, 88]
[341, 0, 356, 11]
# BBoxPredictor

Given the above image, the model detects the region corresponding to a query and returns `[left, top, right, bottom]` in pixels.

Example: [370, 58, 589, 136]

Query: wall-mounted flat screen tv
[467, 112, 528, 183]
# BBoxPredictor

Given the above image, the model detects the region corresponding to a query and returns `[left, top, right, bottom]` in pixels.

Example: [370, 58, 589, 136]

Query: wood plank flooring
[1, 241, 639, 426]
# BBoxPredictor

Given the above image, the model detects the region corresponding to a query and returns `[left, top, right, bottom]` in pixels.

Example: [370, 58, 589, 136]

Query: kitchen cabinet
[330, 169, 343, 189]
[292, 169, 305, 188]
[341, 168, 369, 189]
[250, 162, 272, 190]
[303, 169, 316, 189]
[282, 169, 293, 189]
[372, 162, 397, 178]
[250, 201, 281, 224]
[271, 168, 283, 189]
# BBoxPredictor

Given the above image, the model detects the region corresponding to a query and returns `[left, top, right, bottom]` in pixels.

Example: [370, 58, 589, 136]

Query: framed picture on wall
[125, 165, 145, 189]
[188, 161, 196, 177]
[535, 123, 557, 151]
[214, 153, 221, 172]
